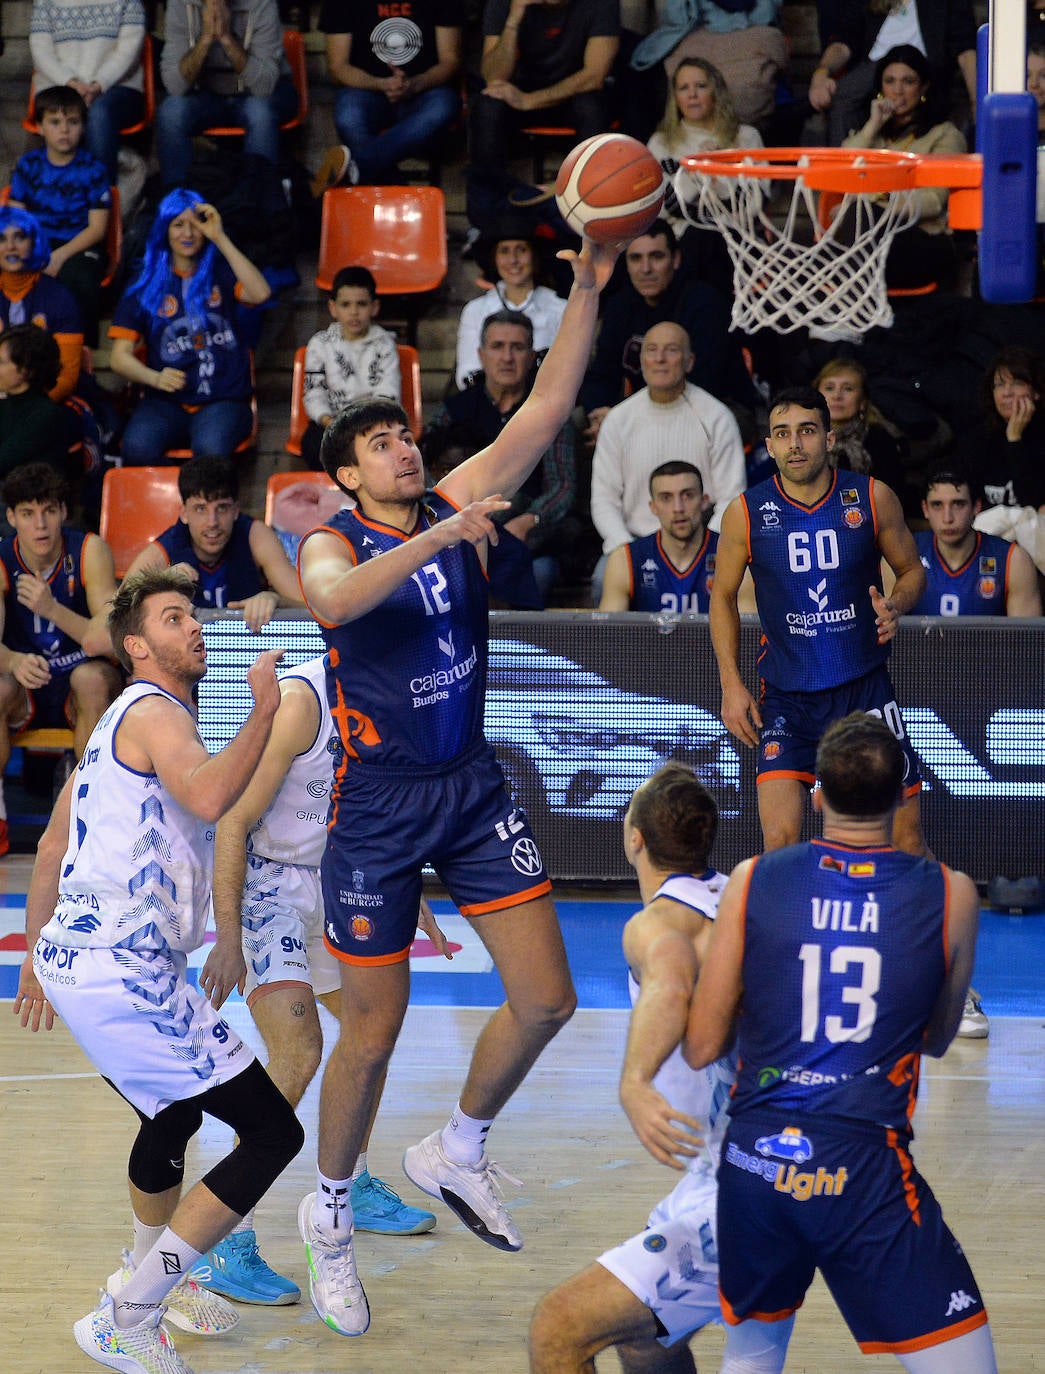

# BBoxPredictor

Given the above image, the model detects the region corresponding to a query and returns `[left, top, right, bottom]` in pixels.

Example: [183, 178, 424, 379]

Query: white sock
[441, 1102, 493, 1165]
[131, 1217, 166, 1270]
[314, 1172, 353, 1239]
[114, 1228, 202, 1328]
[351, 1152, 367, 1183]
[231, 1208, 254, 1235]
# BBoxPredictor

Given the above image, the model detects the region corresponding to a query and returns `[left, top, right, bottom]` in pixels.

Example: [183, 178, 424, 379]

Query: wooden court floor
[5, 985, 1044, 1374]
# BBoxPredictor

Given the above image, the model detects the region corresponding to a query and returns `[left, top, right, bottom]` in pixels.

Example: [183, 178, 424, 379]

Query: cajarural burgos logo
[410, 630, 479, 708]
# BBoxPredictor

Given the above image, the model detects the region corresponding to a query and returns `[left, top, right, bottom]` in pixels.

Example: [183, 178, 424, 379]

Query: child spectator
[0, 205, 82, 402]
[9, 86, 111, 347]
[0, 325, 76, 483]
[301, 265, 400, 470]
[108, 188, 269, 464]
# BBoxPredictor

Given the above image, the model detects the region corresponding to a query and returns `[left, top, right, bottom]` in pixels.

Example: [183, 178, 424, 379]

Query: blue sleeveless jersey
[156, 513, 262, 608]
[626, 530, 717, 613]
[310, 491, 489, 769]
[0, 527, 91, 675]
[730, 841, 950, 1138]
[743, 471, 888, 691]
[911, 531, 1010, 616]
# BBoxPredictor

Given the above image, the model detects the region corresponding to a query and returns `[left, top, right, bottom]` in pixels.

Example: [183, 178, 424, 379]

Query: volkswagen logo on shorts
[510, 837, 543, 876]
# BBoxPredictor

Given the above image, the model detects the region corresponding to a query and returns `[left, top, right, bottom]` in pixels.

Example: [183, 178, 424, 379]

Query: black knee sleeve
[196, 1060, 305, 1216]
[127, 1096, 204, 1194]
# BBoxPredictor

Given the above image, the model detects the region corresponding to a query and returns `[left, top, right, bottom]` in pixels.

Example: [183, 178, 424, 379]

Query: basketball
[554, 133, 666, 244]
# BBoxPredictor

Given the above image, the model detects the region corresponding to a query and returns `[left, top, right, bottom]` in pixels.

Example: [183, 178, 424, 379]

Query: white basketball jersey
[44, 681, 215, 953]
[628, 870, 736, 1171]
[248, 657, 340, 869]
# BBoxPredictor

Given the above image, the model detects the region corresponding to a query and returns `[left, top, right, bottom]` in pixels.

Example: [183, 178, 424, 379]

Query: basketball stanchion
[674, 147, 985, 335]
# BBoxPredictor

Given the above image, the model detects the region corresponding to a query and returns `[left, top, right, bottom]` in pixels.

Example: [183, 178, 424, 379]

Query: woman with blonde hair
[814, 356, 918, 515]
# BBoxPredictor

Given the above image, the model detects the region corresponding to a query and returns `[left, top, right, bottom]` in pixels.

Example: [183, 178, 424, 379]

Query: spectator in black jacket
[958, 345, 1045, 513]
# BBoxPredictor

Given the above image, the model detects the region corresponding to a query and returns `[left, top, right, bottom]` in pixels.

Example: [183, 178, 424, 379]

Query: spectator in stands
[466, 0, 620, 237]
[598, 459, 717, 613]
[28, 0, 146, 181]
[455, 219, 566, 390]
[157, 0, 298, 192]
[814, 356, 918, 517]
[313, 0, 463, 191]
[94, 457, 303, 646]
[811, 1, 977, 146]
[579, 219, 751, 444]
[0, 462, 122, 856]
[906, 469, 1042, 617]
[0, 206, 82, 402]
[647, 57, 763, 283]
[0, 326, 76, 483]
[301, 265, 400, 471]
[9, 86, 111, 346]
[423, 310, 578, 606]
[108, 189, 269, 464]
[590, 321, 745, 597]
[840, 46, 966, 289]
[958, 346, 1045, 513]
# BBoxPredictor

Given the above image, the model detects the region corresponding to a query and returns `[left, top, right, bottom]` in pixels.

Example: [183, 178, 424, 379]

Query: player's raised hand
[438, 495, 512, 549]
[721, 680, 762, 749]
[869, 584, 899, 644]
[558, 237, 624, 292]
[246, 647, 284, 716]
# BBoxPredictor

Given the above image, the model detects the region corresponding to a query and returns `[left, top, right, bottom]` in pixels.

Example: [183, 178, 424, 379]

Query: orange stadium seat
[99, 466, 182, 578]
[316, 186, 447, 295]
[286, 343, 424, 456]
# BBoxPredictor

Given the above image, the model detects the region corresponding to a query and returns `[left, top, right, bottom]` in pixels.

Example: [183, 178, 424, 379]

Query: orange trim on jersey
[654, 528, 708, 579]
[323, 935, 413, 967]
[772, 469, 838, 516]
[720, 1288, 803, 1326]
[867, 475, 882, 539]
[757, 768, 816, 785]
[459, 879, 553, 917]
[860, 1309, 988, 1355]
[108, 324, 140, 341]
[245, 978, 311, 1009]
[740, 491, 753, 560]
[901, 779, 922, 799]
[886, 1127, 922, 1225]
[810, 839, 897, 854]
[429, 486, 491, 583]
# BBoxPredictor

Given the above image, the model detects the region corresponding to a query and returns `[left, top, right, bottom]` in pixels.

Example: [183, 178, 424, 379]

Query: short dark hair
[648, 460, 703, 495]
[320, 397, 410, 489]
[3, 462, 67, 512]
[108, 566, 197, 673]
[479, 309, 534, 348]
[627, 763, 718, 872]
[769, 385, 832, 434]
[33, 84, 88, 126]
[330, 266, 378, 301]
[816, 713, 904, 817]
[922, 468, 980, 504]
[177, 455, 239, 504]
[0, 324, 61, 393]
[628, 217, 677, 253]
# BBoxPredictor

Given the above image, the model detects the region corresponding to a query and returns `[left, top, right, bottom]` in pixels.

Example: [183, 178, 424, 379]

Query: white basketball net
[673, 154, 920, 335]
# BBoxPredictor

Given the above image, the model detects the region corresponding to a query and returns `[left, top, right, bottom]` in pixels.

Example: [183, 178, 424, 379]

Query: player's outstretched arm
[922, 869, 980, 1057]
[683, 861, 751, 1069]
[620, 907, 707, 1168]
[710, 498, 761, 747]
[14, 773, 74, 1031]
[441, 239, 622, 509]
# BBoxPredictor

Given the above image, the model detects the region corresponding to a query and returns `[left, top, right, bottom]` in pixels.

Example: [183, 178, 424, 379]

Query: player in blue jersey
[86, 457, 303, 649]
[907, 470, 1042, 618]
[599, 460, 718, 614]
[684, 713, 996, 1374]
[296, 236, 621, 1338]
[709, 385, 928, 856]
[0, 463, 121, 856]
[530, 763, 788, 1374]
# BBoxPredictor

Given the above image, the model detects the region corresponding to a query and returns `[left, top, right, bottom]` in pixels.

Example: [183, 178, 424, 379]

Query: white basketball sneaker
[107, 1250, 238, 1336]
[297, 1193, 370, 1336]
[402, 1131, 523, 1251]
[73, 1291, 193, 1374]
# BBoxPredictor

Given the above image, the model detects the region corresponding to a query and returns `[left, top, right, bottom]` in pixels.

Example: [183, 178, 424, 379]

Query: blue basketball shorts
[716, 1113, 989, 1355]
[757, 665, 921, 795]
[321, 740, 551, 964]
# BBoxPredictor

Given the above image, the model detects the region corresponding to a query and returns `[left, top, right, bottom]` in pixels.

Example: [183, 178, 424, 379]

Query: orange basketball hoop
[674, 147, 983, 335]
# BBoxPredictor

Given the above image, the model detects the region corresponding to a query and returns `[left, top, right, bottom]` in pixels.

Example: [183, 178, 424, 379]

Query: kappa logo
[945, 1290, 978, 1317]
[510, 837, 543, 877]
[808, 578, 829, 611]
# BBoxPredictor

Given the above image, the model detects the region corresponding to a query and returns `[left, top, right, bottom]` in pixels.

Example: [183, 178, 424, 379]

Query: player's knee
[761, 816, 800, 851]
[514, 980, 577, 1038]
[128, 1097, 205, 1194]
[529, 1285, 585, 1367]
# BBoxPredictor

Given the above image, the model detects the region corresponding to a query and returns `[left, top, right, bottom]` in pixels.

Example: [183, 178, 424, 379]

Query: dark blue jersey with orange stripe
[911, 530, 1011, 616]
[730, 841, 950, 1138]
[0, 527, 91, 675]
[307, 490, 489, 769]
[626, 529, 717, 613]
[743, 470, 888, 692]
[155, 513, 262, 608]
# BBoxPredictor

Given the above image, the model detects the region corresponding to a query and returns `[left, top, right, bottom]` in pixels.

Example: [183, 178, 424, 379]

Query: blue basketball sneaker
[350, 1170, 437, 1235]
[190, 1229, 300, 1305]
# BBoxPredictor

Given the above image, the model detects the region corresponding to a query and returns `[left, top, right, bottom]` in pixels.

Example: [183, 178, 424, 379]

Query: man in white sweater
[590, 321, 745, 594]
